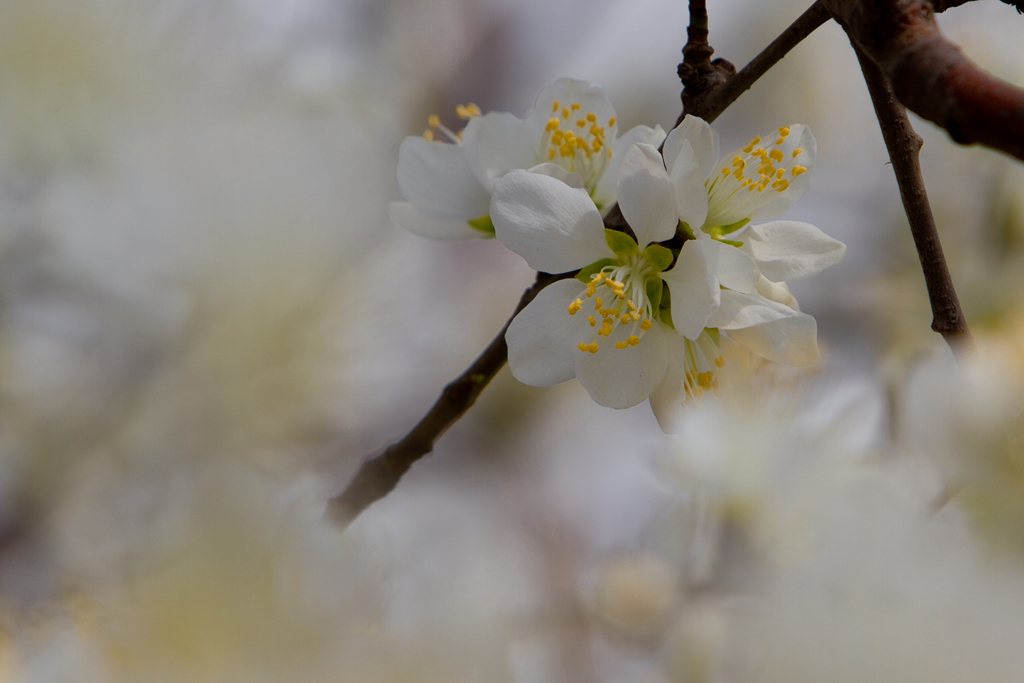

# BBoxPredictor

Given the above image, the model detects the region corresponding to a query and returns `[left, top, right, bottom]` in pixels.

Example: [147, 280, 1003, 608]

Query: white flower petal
[727, 313, 820, 366]
[648, 331, 689, 434]
[388, 201, 483, 241]
[594, 124, 666, 211]
[754, 275, 799, 309]
[397, 136, 490, 221]
[491, 170, 612, 273]
[506, 279, 593, 387]
[616, 143, 678, 247]
[526, 163, 585, 189]
[462, 111, 536, 191]
[663, 115, 719, 180]
[697, 233, 759, 293]
[661, 240, 720, 340]
[575, 323, 669, 409]
[707, 289, 796, 330]
[669, 141, 710, 230]
[740, 220, 845, 281]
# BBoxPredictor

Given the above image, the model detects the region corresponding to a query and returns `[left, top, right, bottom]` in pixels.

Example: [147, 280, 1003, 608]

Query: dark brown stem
[932, 0, 1023, 12]
[693, 1, 831, 124]
[678, 0, 736, 121]
[329, 271, 572, 528]
[854, 46, 975, 355]
[826, 0, 1024, 161]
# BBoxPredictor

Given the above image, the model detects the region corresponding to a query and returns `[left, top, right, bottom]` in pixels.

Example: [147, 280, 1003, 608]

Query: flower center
[704, 126, 808, 229]
[541, 99, 616, 196]
[681, 333, 726, 403]
[567, 254, 658, 354]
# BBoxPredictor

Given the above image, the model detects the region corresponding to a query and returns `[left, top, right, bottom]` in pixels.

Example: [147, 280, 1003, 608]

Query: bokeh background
[2, 0, 1024, 680]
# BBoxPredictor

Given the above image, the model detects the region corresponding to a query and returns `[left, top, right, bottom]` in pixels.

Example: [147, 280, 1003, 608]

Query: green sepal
[575, 258, 617, 283]
[642, 244, 674, 273]
[604, 229, 638, 256]
[712, 217, 749, 237]
[718, 238, 744, 248]
[645, 278, 663, 312]
[468, 214, 495, 235]
[677, 221, 696, 240]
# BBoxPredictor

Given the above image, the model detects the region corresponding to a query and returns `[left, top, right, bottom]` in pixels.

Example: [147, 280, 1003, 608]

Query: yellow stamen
[427, 115, 441, 128]
[640, 319, 653, 331]
[594, 296, 603, 309]
[588, 316, 597, 327]
[546, 117, 560, 131]
[769, 148, 784, 162]
[743, 135, 761, 153]
[627, 335, 640, 347]
[792, 148, 803, 157]
[571, 102, 581, 111]
[423, 129, 434, 141]
[577, 119, 587, 128]
[552, 100, 560, 112]
[615, 341, 629, 349]
[714, 356, 726, 368]
[562, 107, 570, 119]
[568, 299, 583, 315]
[586, 112, 597, 122]
[791, 165, 807, 176]
[455, 103, 481, 119]
[608, 116, 617, 126]
[778, 126, 790, 136]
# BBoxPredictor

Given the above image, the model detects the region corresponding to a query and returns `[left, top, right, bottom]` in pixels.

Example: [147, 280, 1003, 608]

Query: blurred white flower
[390, 77, 664, 241]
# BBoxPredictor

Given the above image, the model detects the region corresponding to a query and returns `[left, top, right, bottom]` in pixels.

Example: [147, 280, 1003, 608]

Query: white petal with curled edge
[506, 279, 594, 387]
[740, 220, 845, 282]
[697, 233, 759, 293]
[594, 124, 666, 211]
[491, 170, 613, 273]
[668, 141, 709, 230]
[755, 275, 799, 309]
[462, 112, 536, 191]
[575, 323, 669, 409]
[617, 143, 678, 248]
[661, 240, 720, 340]
[663, 115, 719, 180]
[397, 136, 490, 221]
[648, 330, 689, 434]
[388, 201, 484, 241]
[707, 289, 797, 330]
[727, 311, 819, 366]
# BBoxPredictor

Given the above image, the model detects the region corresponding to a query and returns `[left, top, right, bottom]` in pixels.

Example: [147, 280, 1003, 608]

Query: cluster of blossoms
[392, 78, 845, 431]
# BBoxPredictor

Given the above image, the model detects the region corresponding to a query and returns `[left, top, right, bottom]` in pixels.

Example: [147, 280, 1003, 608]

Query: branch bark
[826, 0, 1024, 161]
[854, 46, 975, 355]
[329, 271, 572, 528]
[678, 0, 736, 120]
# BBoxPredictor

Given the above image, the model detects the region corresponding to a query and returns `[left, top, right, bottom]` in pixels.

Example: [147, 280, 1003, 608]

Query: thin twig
[694, 0, 830, 124]
[329, 271, 572, 528]
[854, 46, 975, 356]
[827, 0, 1024, 161]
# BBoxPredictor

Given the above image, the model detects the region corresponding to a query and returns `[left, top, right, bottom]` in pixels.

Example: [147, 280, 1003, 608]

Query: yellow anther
[775, 138, 786, 145]
[586, 112, 597, 122]
[562, 107, 570, 118]
[743, 135, 761, 153]
[571, 102, 581, 111]
[753, 148, 767, 158]
[455, 103, 481, 119]
[548, 149, 556, 160]
[588, 316, 597, 327]
[423, 129, 435, 141]
[577, 119, 587, 128]
[615, 341, 629, 349]
[621, 314, 632, 324]
[772, 179, 790, 192]
[731, 156, 744, 168]
[778, 126, 791, 136]
[791, 165, 807, 176]
[546, 117, 560, 131]
[427, 115, 441, 128]
[590, 125, 603, 136]
[697, 371, 714, 388]
[792, 148, 803, 157]
[721, 167, 731, 177]
[578, 342, 588, 352]
[594, 296, 603, 309]
[600, 308, 616, 318]
[589, 345, 599, 354]
[630, 311, 641, 321]
[568, 299, 583, 315]
[714, 356, 726, 368]
[591, 272, 605, 282]
[640, 319, 653, 331]
[733, 168, 746, 181]
[608, 116, 617, 126]
[578, 342, 599, 354]
[552, 100, 560, 112]
[626, 300, 637, 311]
[627, 335, 640, 347]
[777, 168, 786, 179]
[598, 324, 614, 337]
[769, 148, 784, 162]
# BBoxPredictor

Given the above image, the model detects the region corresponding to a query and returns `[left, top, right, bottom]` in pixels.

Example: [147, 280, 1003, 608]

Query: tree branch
[854, 45, 975, 355]
[693, 1, 831, 124]
[826, 0, 1024, 161]
[932, 0, 1023, 12]
[678, 0, 736, 120]
[329, 271, 573, 528]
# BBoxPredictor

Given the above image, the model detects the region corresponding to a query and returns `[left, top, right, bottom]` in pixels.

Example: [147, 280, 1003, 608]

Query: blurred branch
[932, 0, 1023, 11]
[329, 271, 573, 529]
[854, 46, 976, 356]
[693, 1, 831, 124]
[827, 0, 1024, 161]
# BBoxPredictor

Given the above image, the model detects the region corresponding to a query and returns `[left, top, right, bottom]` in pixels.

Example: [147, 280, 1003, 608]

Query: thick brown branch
[932, 0, 1023, 12]
[693, 1, 830, 124]
[678, 0, 736, 121]
[854, 46, 975, 355]
[827, 0, 1024, 161]
[329, 271, 572, 528]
